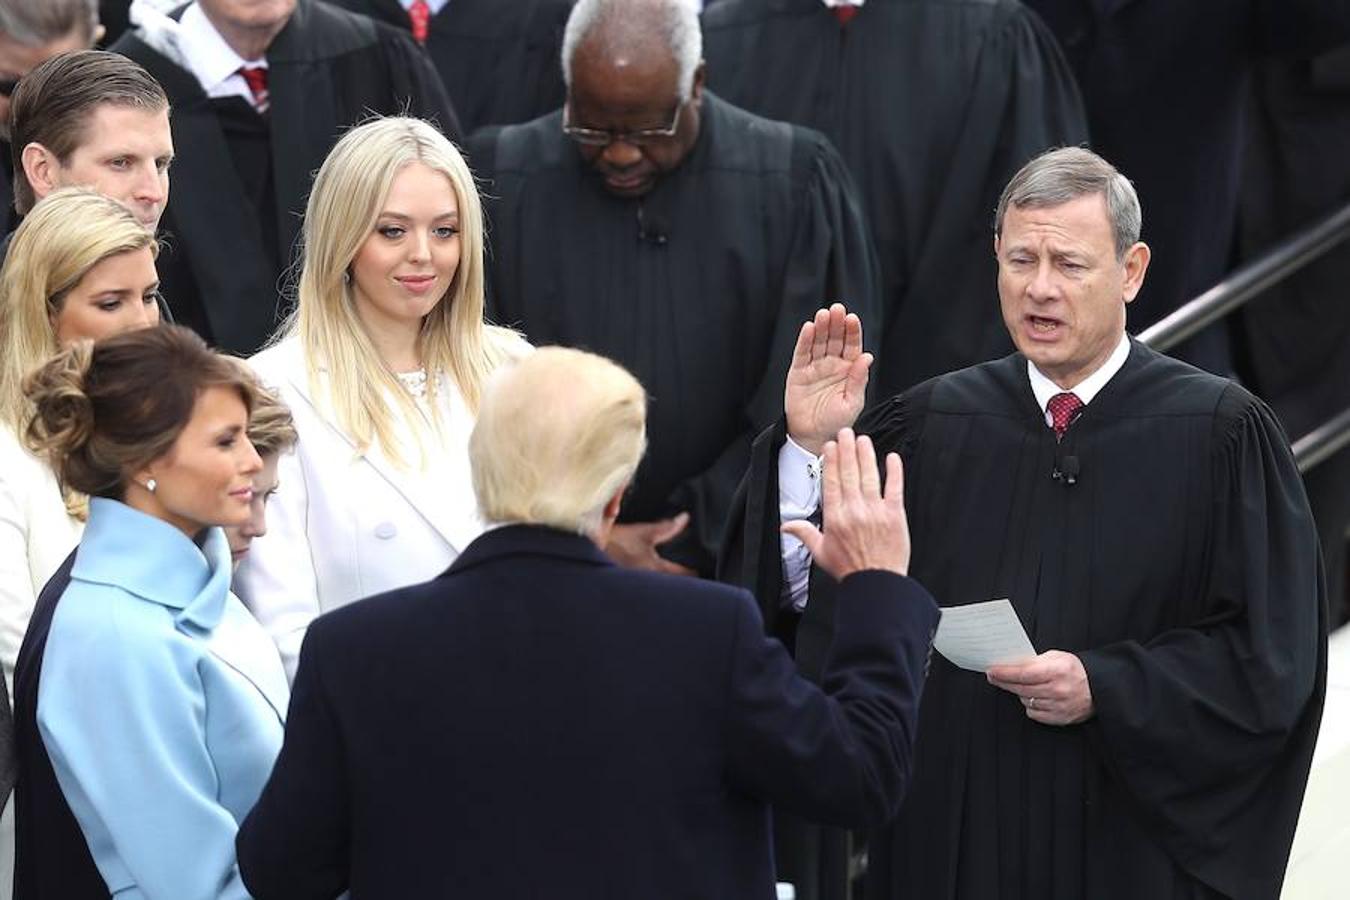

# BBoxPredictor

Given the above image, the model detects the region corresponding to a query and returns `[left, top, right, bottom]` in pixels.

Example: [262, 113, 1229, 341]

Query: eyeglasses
[562, 101, 683, 148]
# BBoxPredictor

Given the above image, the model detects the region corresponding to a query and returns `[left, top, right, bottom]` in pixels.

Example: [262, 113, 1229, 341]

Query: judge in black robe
[111, 0, 460, 354]
[1238, 44, 1350, 628]
[702, 0, 1087, 397]
[723, 149, 1326, 899]
[468, 18, 879, 576]
[329, 0, 573, 134]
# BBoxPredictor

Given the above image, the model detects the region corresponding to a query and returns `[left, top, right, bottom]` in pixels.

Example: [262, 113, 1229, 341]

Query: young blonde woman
[236, 116, 527, 679]
[0, 188, 161, 688]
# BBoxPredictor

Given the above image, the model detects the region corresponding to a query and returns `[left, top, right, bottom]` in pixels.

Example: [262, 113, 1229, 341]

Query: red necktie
[1047, 392, 1084, 440]
[833, 4, 859, 25]
[408, 0, 431, 44]
[239, 65, 269, 114]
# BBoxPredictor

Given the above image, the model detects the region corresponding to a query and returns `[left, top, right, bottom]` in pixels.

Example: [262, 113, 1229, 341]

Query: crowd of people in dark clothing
[0, 0, 1343, 898]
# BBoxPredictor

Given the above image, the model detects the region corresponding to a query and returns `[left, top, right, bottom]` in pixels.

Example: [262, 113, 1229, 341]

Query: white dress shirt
[400, 0, 451, 13]
[778, 333, 1132, 610]
[176, 2, 268, 107]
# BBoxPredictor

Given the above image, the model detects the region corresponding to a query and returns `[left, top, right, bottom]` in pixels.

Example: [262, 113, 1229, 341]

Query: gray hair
[0, 0, 98, 46]
[561, 0, 702, 102]
[994, 147, 1143, 260]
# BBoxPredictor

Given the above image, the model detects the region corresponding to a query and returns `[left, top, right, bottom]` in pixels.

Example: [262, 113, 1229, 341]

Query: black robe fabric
[468, 93, 880, 576]
[1022, 0, 1350, 375]
[1238, 45, 1350, 628]
[702, 0, 1088, 397]
[111, 0, 461, 354]
[723, 341, 1326, 900]
[329, 0, 572, 135]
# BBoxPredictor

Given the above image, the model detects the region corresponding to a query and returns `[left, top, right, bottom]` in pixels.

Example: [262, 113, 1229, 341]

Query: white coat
[0, 425, 81, 690]
[235, 336, 521, 681]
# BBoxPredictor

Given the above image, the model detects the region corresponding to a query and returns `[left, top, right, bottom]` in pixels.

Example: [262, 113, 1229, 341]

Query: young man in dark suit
[237, 346, 940, 899]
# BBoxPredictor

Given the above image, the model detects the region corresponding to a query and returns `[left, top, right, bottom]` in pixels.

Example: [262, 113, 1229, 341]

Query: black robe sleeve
[720, 389, 928, 669]
[666, 137, 881, 572]
[1077, 388, 1326, 899]
[373, 22, 463, 143]
[877, 7, 1086, 393]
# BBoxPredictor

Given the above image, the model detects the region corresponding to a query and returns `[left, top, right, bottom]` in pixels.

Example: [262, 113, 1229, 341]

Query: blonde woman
[0, 188, 160, 688]
[237, 116, 527, 680]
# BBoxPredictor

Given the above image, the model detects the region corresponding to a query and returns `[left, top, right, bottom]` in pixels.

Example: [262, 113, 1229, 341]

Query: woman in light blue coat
[23, 325, 289, 900]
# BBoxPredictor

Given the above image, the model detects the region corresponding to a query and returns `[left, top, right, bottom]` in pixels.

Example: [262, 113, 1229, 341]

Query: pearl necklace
[396, 368, 429, 399]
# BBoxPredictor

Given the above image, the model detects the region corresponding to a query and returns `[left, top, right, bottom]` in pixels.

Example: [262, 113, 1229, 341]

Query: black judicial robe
[1238, 46, 1350, 628]
[702, 0, 1087, 397]
[1023, 0, 1350, 374]
[468, 94, 879, 576]
[329, 0, 572, 134]
[723, 340, 1327, 899]
[112, 0, 460, 354]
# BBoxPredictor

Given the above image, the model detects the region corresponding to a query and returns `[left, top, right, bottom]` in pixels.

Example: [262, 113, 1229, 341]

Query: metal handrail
[1138, 200, 1350, 352]
[1294, 407, 1350, 474]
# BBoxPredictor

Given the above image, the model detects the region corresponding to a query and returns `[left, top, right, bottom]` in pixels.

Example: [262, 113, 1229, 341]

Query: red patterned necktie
[1047, 392, 1084, 440]
[833, 5, 859, 25]
[239, 65, 269, 114]
[408, 0, 431, 44]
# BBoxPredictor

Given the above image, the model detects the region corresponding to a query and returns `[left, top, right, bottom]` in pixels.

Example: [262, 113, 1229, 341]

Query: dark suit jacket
[111, 0, 461, 354]
[329, 0, 571, 133]
[12, 550, 111, 899]
[1022, 0, 1350, 372]
[237, 524, 938, 899]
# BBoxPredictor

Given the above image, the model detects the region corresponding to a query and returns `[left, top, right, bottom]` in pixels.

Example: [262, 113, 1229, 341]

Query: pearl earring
[146, 478, 157, 493]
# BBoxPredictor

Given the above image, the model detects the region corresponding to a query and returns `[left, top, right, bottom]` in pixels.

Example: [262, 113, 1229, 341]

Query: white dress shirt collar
[400, 0, 451, 14]
[177, 2, 267, 104]
[1027, 332, 1132, 425]
[821, 0, 866, 8]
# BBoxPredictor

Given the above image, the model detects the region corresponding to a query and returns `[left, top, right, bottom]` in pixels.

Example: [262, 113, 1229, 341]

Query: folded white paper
[933, 599, 1037, 672]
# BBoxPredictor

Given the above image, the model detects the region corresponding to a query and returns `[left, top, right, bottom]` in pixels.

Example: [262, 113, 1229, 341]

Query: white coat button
[374, 522, 398, 540]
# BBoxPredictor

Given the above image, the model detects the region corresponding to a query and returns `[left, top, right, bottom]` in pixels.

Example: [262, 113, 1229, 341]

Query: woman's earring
[146, 478, 157, 493]
[342, 270, 351, 286]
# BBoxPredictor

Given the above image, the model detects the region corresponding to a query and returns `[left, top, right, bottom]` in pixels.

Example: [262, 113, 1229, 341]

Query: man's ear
[21, 142, 62, 202]
[602, 484, 625, 523]
[1121, 241, 1151, 305]
[690, 61, 707, 105]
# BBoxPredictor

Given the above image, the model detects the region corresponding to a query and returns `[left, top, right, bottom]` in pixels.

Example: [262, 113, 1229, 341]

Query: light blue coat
[39, 498, 289, 899]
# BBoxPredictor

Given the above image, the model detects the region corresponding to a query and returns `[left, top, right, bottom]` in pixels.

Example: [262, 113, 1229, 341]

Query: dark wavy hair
[24, 324, 257, 500]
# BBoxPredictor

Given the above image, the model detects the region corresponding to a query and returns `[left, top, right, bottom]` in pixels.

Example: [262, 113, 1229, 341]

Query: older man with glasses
[467, 0, 879, 581]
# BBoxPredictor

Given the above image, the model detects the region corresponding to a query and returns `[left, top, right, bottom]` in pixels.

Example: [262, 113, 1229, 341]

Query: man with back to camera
[724, 147, 1326, 899]
[236, 346, 939, 898]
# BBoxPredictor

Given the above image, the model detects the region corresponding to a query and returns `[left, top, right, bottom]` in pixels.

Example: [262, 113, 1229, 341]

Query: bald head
[470, 347, 648, 538]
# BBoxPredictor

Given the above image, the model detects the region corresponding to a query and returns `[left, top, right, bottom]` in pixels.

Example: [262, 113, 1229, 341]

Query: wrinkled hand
[604, 515, 698, 577]
[785, 303, 873, 456]
[987, 651, 1094, 726]
[780, 428, 910, 579]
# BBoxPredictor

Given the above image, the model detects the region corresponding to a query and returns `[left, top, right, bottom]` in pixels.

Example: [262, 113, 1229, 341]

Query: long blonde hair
[0, 188, 158, 434]
[276, 116, 517, 464]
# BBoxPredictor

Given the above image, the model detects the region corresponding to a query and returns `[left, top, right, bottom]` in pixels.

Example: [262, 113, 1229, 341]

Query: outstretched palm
[785, 303, 872, 455]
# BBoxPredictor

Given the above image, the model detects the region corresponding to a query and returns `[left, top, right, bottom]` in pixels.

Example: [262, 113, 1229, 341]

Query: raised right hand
[785, 303, 871, 455]
[780, 428, 910, 579]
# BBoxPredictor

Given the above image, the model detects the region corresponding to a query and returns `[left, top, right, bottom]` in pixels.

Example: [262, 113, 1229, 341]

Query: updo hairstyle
[24, 324, 258, 500]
